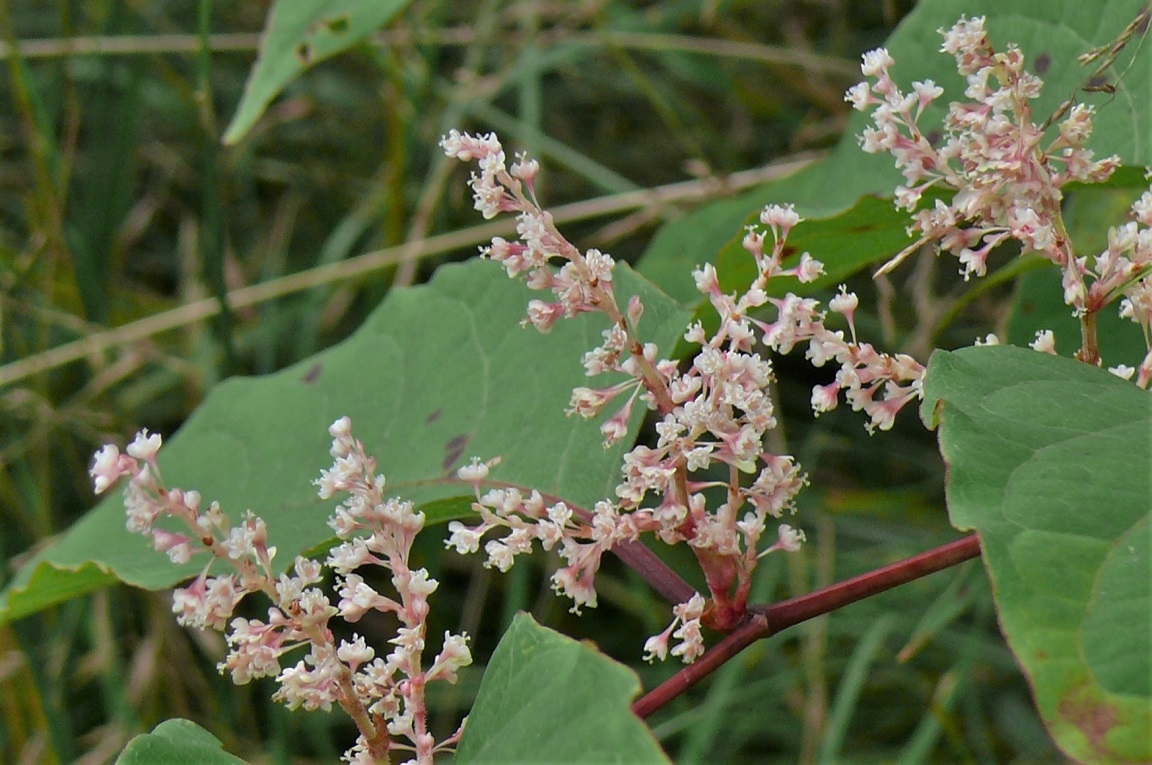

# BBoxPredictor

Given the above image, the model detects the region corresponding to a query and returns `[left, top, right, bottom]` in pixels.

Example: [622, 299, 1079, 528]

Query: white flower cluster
[442, 132, 927, 662]
[92, 420, 470, 765]
[850, 16, 1152, 383]
[849, 16, 1119, 284]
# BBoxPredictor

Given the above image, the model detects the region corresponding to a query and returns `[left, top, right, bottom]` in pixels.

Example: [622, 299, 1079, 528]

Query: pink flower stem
[1076, 309, 1100, 366]
[471, 478, 696, 604]
[193, 520, 391, 759]
[631, 533, 981, 719]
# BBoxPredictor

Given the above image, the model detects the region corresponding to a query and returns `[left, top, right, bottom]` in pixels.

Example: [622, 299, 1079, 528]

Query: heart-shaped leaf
[1, 260, 691, 624]
[922, 346, 1152, 764]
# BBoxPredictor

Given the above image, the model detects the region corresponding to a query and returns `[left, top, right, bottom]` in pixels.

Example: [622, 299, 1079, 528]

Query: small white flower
[1029, 330, 1057, 354]
[811, 383, 840, 414]
[775, 524, 806, 552]
[90, 444, 124, 494]
[760, 203, 802, 231]
[860, 48, 894, 77]
[796, 253, 824, 283]
[127, 429, 162, 461]
[829, 287, 859, 315]
[845, 81, 873, 111]
[457, 457, 490, 484]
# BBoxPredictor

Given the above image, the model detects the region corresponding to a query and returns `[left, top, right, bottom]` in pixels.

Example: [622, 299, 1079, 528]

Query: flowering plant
[91, 419, 471, 764]
[5, 5, 1150, 765]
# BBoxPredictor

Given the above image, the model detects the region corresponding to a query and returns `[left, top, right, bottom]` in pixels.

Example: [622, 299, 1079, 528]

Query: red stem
[757, 533, 982, 633]
[631, 533, 981, 719]
[477, 479, 697, 605]
[611, 540, 697, 605]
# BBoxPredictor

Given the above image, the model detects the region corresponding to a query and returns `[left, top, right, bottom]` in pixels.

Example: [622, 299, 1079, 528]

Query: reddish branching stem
[757, 533, 982, 632]
[632, 532, 982, 719]
[484, 479, 698, 605]
[611, 540, 697, 605]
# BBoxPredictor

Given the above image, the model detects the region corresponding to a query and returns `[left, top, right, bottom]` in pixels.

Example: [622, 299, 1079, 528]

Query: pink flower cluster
[91, 420, 470, 765]
[848, 16, 1119, 285]
[848, 15, 1152, 382]
[442, 132, 925, 661]
[1093, 189, 1152, 386]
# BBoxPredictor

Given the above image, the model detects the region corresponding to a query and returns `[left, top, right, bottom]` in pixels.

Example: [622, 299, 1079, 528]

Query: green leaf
[222, 0, 413, 145]
[1, 260, 691, 624]
[921, 346, 1152, 764]
[455, 613, 669, 764]
[115, 719, 248, 765]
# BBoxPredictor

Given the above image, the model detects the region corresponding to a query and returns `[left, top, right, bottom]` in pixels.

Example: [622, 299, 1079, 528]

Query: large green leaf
[922, 346, 1152, 764]
[222, 0, 413, 144]
[637, 0, 1151, 299]
[1, 260, 692, 624]
[455, 613, 669, 764]
[115, 719, 248, 765]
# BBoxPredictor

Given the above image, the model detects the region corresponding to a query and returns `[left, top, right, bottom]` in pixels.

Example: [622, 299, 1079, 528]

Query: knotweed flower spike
[442, 130, 924, 660]
[92, 420, 470, 765]
[851, 15, 1152, 381]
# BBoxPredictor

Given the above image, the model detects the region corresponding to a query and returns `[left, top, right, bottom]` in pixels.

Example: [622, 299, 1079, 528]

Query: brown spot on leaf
[296, 42, 313, 64]
[302, 363, 323, 384]
[1034, 53, 1051, 74]
[1059, 694, 1119, 756]
[426, 408, 442, 425]
[780, 244, 797, 259]
[443, 433, 471, 472]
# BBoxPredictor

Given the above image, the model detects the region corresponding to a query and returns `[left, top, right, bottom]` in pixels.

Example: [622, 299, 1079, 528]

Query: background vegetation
[1, 1, 1074, 762]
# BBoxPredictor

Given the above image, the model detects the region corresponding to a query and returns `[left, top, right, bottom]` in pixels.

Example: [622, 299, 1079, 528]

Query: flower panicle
[849, 15, 1119, 286]
[443, 137, 926, 663]
[848, 16, 1151, 381]
[92, 418, 470, 765]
